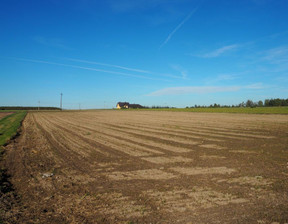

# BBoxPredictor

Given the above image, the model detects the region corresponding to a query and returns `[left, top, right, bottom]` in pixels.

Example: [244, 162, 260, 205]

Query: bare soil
[1, 110, 288, 223]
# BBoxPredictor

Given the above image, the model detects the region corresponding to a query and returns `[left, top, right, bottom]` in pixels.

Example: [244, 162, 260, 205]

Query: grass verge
[0, 111, 27, 147]
[0, 111, 26, 223]
[139, 107, 288, 114]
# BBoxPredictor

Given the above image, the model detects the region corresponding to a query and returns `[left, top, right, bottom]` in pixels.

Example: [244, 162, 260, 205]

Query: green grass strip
[138, 107, 288, 114]
[0, 111, 27, 147]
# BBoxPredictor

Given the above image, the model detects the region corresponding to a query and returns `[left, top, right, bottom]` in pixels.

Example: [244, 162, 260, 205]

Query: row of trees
[190, 98, 288, 108]
[263, 98, 288, 107]
[241, 98, 288, 107]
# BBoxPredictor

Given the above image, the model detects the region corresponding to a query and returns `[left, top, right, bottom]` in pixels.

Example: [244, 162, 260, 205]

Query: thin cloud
[10, 57, 170, 81]
[244, 83, 265, 89]
[261, 46, 288, 64]
[108, 0, 164, 13]
[148, 83, 266, 96]
[34, 36, 72, 50]
[160, 8, 197, 48]
[170, 64, 189, 79]
[200, 44, 239, 58]
[250, 46, 288, 74]
[204, 74, 240, 84]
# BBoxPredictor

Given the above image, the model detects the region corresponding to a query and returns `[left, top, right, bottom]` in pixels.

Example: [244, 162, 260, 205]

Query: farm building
[129, 104, 144, 109]
[116, 102, 143, 109]
[116, 102, 129, 109]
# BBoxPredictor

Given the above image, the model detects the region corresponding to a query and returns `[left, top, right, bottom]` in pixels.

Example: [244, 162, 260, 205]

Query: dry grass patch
[142, 187, 248, 213]
[58, 192, 150, 221]
[217, 176, 273, 186]
[200, 154, 226, 159]
[97, 162, 121, 168]
[106, 169, 176, 180]
[170, 166, 236, 175]
[229, 150, 257, 154]
[199, 144, 227, 150]
[141, 156, 193, 164]
[91, 192, 149, 218]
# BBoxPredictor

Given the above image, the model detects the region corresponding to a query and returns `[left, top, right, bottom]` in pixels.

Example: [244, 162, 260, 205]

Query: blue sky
[1, 0, 288, 109]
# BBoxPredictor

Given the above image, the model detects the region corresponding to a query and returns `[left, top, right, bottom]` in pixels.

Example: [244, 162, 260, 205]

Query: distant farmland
[2, 110, 288, 223]
[143, 106, 288, 114]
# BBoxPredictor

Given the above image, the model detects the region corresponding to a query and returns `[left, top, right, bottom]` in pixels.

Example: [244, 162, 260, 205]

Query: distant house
[116, 102, 143, 109]
[116, 102, 129, 109]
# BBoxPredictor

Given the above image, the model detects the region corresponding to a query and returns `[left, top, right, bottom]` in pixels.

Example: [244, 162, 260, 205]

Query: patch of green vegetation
[0, 111, 26, 223]
[141, 107, 288, 114]
[0, 111, 27, 147]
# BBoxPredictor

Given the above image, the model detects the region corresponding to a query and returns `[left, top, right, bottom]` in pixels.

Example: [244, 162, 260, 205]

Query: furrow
[45, 115, 195, 154]
[113, 123, 252, 141]
[39, 114, 154, 157]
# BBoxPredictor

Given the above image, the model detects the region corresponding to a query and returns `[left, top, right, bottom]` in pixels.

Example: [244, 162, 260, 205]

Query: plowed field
[2, 110, 288, 223]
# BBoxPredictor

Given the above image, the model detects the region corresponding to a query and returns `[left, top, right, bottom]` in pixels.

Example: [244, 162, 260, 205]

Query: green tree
[258, 100, 263, 107]
[246, 99, 254, 108]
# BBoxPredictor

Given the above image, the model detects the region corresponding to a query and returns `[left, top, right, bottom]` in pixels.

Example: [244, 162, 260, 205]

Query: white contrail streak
[64, 58, 150, 74]
[63, 57, 183, 79]
[160, 8, 197, 48]
[11, 57, 170, 81]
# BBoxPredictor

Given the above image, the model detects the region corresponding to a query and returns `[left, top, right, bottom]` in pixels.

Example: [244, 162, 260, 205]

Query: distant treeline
[188, 98, 288, 108]
[263, 98, 288, 107]
[0, 106, 61, 111]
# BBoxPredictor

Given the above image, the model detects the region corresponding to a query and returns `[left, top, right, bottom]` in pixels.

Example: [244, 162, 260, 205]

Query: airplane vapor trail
[160, 8, 197, 48]
[64, 58, 150, 74]
[10, 57, 170, 81]
[63, 57, 183, 79]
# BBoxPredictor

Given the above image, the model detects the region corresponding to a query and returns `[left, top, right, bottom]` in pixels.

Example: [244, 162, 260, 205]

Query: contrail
[160, 8, 197, 49]
[10, 57, 171, 81]
[64, 58, 150, 74]
[63, 57, 183, 79]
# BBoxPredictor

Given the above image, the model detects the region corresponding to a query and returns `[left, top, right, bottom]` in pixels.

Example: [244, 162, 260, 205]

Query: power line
[60, 93, 63, 110]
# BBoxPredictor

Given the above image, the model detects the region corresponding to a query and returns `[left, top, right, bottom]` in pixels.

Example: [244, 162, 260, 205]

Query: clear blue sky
[1, 0, 288, 109]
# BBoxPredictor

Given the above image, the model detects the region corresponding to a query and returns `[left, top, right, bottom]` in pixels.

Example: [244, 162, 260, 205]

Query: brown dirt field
[0, 112, 14, 120]
[1, 110, 288, 223]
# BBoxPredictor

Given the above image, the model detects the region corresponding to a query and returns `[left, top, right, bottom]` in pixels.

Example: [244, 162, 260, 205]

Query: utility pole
[60, 93, 63, 110]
